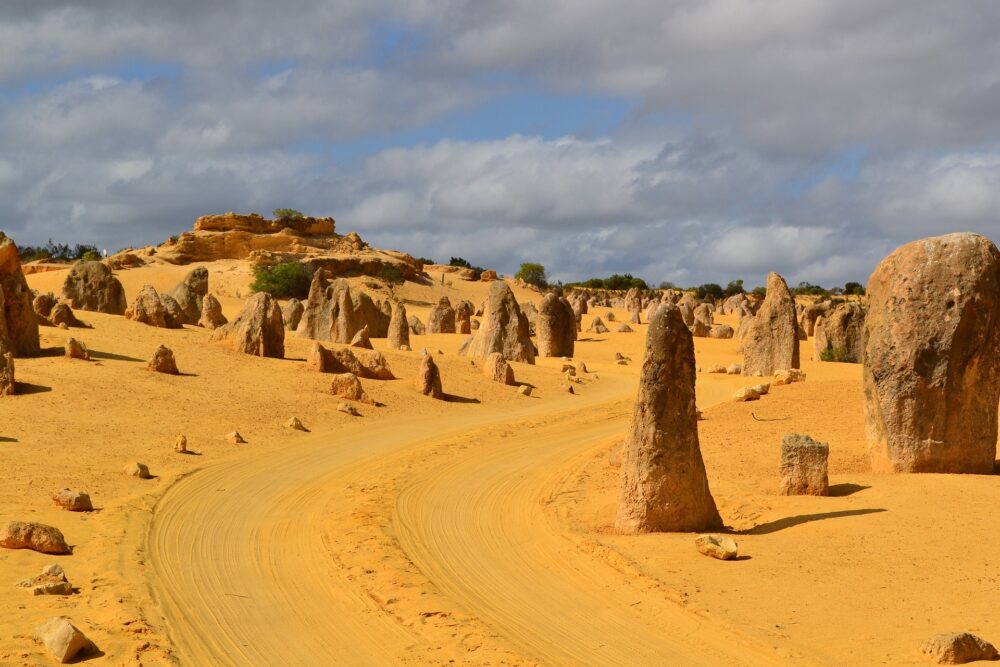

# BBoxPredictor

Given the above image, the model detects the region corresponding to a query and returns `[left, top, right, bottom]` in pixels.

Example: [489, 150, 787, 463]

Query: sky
[2, 1, 1000, 288]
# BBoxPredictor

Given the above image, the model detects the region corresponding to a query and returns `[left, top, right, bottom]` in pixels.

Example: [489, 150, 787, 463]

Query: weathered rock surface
[170, 266, 209, 324]
[350, 325, 373, 349]
[920, 632, 998, 664]
[455, 299, 474, 335]
[779, 434, 829, 496]
[147, 345, 179, 374]
[16, 564, 73, 596]
[0, 522, 70, 554]
[52, 489, 92, 512]
[407, 315, 426, 335]
[773, 368, 806, 385]
[124, 462, 151, 478]
[211, 292, 285, 358]
[615, 304, 723, 533]
[0, 340, 14, 396]
[198, 294, 228, 329]
[160, 293, 186, 329]
[0, 233, 40, 356]
[125, 285, 168, 328]
[49, 303, 83, 328]
[330, 372, 373, 404]
[427, 296, 456, 334]
[814, 302, 864, 363]
[61, 261, 127, 315]
[536, 293, 575, 358]
[297, 274, 389, 343]
[282, 298, 305, 331]
[709, 324, 734, 339]
[587, 316, 609, 334]
[741, 272, 799, 376]
[864, 233, 1000, 474]
[694, 534, 739, 560]
[387, 302, 410, 350]
[459, 282, 535, 364]
[482, 351, 515, 385]
[36, 616, 93, 663]
[64, 338, 89, 360]
[415, 352, 444, 399]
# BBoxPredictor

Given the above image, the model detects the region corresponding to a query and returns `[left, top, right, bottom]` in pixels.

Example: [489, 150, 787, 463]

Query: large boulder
[282, 298, 304, 331]
[198, 294, 228, 329]
[920, 632, 998, 664]
[297, 273, 388, 343]
[407, 315, 426, 335]
[458, 282, 535, 364]
[779, 434, 829, 496]
[615, 304, 723, 533]
[814, 302, 865, 363]
[61, 261, 126, 315]
[0, 521, 70, 554]
[211, 292, 285, 358]
[415, 352, 444, 399]
[0, 233, 40, 356]
[536, 293, 575, 358]
[740, 272, 799, 376]
[169, 266, 209, 324]
[125, 285, 168, 328]
[427, 296, 456, 334]
[864, 233, 1000, 474]
[387, 302, 410, 350]
[482, 351, 515, 385]
[36, 617, 94, 663]
[159, 293, 186, 329]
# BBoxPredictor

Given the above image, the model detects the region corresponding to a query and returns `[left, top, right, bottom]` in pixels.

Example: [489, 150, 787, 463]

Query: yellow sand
[0, 262, 995, 665]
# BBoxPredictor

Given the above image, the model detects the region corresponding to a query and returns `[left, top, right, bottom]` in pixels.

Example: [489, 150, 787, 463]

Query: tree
[844, 281, 865, 296]
[723, 279, 744, 297]
[516, 262, 548, 288]
[249, 261, 311, 299]
[273, 208, 304, 220]
[449, 257, 471, 268]
[695, 283, 724, 300]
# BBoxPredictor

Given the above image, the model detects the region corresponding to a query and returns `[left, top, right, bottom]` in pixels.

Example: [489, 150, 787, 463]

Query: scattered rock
[286, 416, 307, 431]
[864, 233, 1000, 473]
[174, 435, 188, 453]
[51, 489, 92, 512]
[732, 387, 761, 402]
[61, 260, 127, 315]
[36, 617, 94, 663]
[482, 352, 515, 385]
[211, 292, 285, 358]
[780, 434, 829, 496]
[124, 462, 151, 479]
[330, 372, 373, 404]
[587, 316, 609, 334]
[415, 353, 444, 399]
[407, 315, 426, 335]
[695, 534, 739, 560]
[50, 303, 84, 328]
[920, 632, 998, 664]
[773, 368, 806, 386]
[616, 304, 723, 533]
[616, 323, 634, 333]
[198, 294, 228, 329]
[337, 402, 361, 416]
[518, 385, 532, 397]
[563, 384, 575, 394]
[726, 363, 742, 375]
[226, 431, 246, 445]
[64, 338, 89, 360]
[350, 325, 373, 349]
[576, 361, 588, 374]
[751, 382, 771, 396]
[0, 521, 71, 554]
[709, 324, 734, 339]
[706, 364, 726, 374]
[16, 564, 73, 596]
[147, 345, 179, 374]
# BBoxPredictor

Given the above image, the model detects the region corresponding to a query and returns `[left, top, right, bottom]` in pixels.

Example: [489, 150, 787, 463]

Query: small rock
[64, 338, 89, 360]
[561, 364, 576, 375]
[337, 402, 361, 416]
[147, 344, 179, 374]
[36, 616, 93, 663]
[773, 368, 807, 386]
[226, 431, 246, 445]
[576, 361, 588, 374]
[16, 564, 73, 596]
[563, 385, 575, 394]
[732, 386, 761, 402]
[695, 534, 739, 560]
[124, 462, 151, 479]
[174, 435, 188, 453]
[751, 382, 771, 396]
[331, 372, 373, 404]
[706, 364, 726, 374]
[615, 323, 634, 333]
[920, 632, 998, 664]
[51, 489, 92, 512]
[726, 363, 742, 375]
[0, 522, 71, 554]
[616, 359, 628, 366]
[518, 385, 532, 397]
[286, 416, 307, 431]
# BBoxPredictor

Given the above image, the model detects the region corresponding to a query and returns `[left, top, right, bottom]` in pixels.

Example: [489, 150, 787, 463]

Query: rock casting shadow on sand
[16, 382, 52, 395]
[738, 508, 887, 536]
[89, 350, 144, 363]
[828, 483, 870, 497]
[443, 393, 480, 404]
[0, 436, 18, 443]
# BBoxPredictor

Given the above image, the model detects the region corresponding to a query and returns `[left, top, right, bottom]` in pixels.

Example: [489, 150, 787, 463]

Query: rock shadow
[737, 508, 887, 535]
[0, 436, 18, 443]
[89, 350, 144, 363]
[828, 483, 870, 497]
[16, 382, 52, 395]
[443, 393, 481, 404]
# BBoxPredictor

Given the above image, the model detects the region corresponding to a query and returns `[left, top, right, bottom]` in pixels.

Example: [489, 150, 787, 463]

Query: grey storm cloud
[2, 0, 1000, 287]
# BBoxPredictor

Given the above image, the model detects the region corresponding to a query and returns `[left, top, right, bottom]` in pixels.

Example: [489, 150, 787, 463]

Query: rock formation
[864, 233, 1000, 474]
[427, 296, 456, 334]
[387, 302, 410, 350]
[0, 340, 15, 396]
[350, 325, 373, 349]
[36, 617, 93, 663]
[169, 266, 209, 324]
[779, 434, 829, 496]
[0, 521, 70, 554]
[536, 293, 575, 358]
[52, 489, 93, 512]
[615, 304, 723, 533]
[297, 273, 389, 343]
[125, 285, 168, 328]
[740, 272, 799, 376]
[482, 352, 515, 385]
[458, 282, 535, 364]
[415, 352, 444, 399]
[160, 294, 186, 328]
[455, 299, 474, 335]
[282, 298, 304, 331]
[65, 338, 89, 360]
[61, 261, 127, 315]
[148, 345, 179, 374]
[407, 315, 425, 335]
[330, 372, 373, 404]
[17, 564, 73, 596]
[211, 292, 285, 358]
[587, 316, 609, 334]
[198, 294, 228, 329]
[0, 233, 40, 356]
[814, 302, 864, 363]
[920, 632, 998, 664]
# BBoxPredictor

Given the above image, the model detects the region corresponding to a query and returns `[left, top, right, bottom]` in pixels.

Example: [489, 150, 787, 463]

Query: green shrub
[250, 261, 311, 299]
[516, 262, 548, 288]
[378, 264, 405, 284]
[80, 250, 101, 262]
[566, 273, 648, 291]
[273, 208, 304, 220]
[844, 281, 865, 296]
[415, 257, 435, 266]
[819, 346, 849, 362]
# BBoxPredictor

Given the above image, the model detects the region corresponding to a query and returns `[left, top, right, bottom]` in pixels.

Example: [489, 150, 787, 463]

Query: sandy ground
[1, 261, 996, 665]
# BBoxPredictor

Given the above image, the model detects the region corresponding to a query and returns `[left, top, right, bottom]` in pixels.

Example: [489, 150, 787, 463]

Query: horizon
[2, 2, 999, 287]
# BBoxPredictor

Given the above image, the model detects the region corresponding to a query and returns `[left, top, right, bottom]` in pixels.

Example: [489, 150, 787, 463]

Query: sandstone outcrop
[740, 272, 799, 376]
[0, 521, 70, 554]
[779, 434, 829, 496]
[458, 282, 535, 364]
[211, 293, 285, 358]
[147, 345, 179, 374]
[814, 302, 864, 363]
[125, 285, 168, 328]
[920, 632, 998, 664]
[0, 233, 40, 356]
[536, 293, 576, 358]
[482, 352, 515, 385]
[407, 315, 425, 335]
[0, 341, 14, 396]
[160, 293, 186, 328]
[297, 273, 389, 343]
[427, 296, 456, 334]
[198, 294, 228, 329]
[350, 325, 373, 349]
[387, 302, 410, 350]
[415, 353, 444, 399]
[61, 261, 127, 315]
[587, 316, 609, 334]
[169, 266, 209, 324]
[864, 233, 1000, 474]
[615, 304, 723, 533]
[282, 298, 304, 331]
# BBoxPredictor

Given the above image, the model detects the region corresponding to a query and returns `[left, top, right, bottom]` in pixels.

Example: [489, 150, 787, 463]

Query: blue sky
[2, 1, 1000, 287]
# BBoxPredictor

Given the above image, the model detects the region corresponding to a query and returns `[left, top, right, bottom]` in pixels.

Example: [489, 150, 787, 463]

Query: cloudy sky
[3, 1, 999, 287]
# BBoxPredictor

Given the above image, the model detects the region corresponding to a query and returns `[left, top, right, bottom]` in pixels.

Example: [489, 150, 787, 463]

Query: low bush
[250, 261, 311, 299]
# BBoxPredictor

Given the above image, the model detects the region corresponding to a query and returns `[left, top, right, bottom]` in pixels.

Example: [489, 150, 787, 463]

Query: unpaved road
[147, 371, 784, 666]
